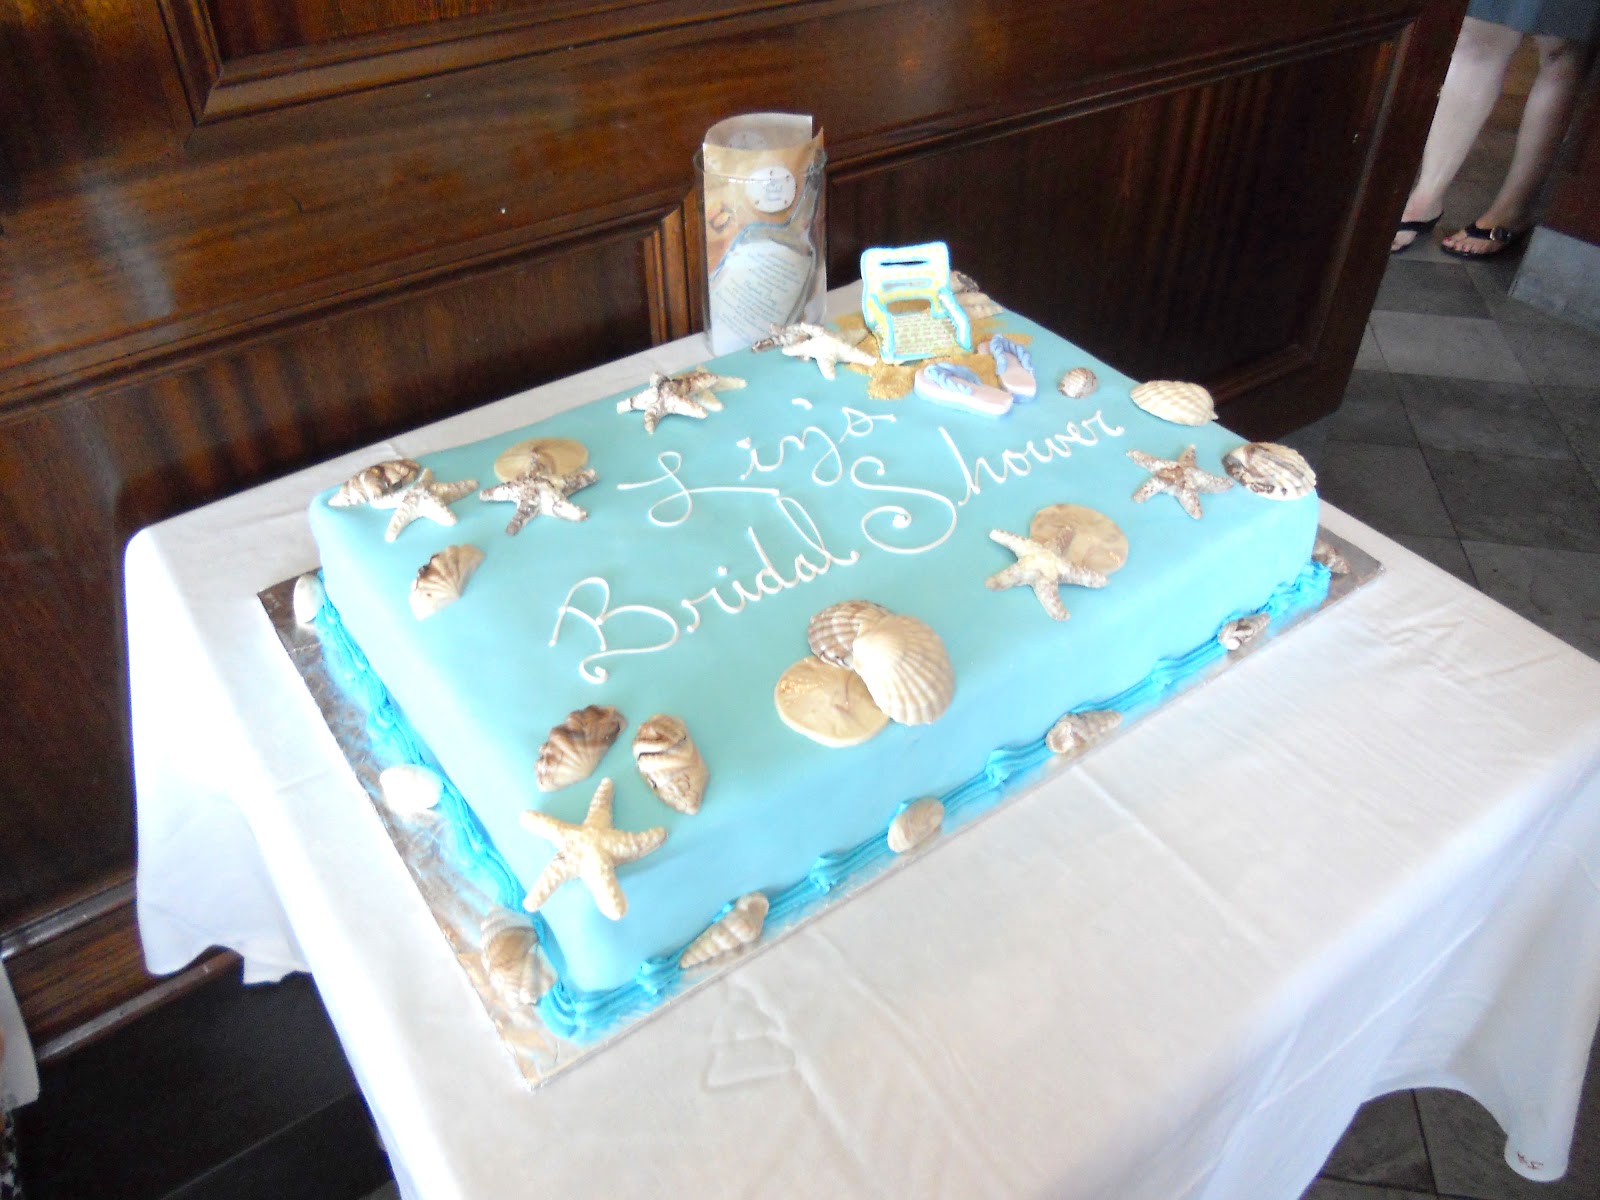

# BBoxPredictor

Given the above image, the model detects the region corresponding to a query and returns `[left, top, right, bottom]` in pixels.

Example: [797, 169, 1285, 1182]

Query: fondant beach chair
[859, 242, 973, 364]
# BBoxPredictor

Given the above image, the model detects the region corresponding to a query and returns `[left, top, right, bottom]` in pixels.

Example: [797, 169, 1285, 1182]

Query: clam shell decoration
[1046, 709, 1121, 760]
[1029, 504, 1129, 576]
[632, 714, 709, 816]
[378, 763, 444, 815]
[1130, 380, 1216, 426]
[1222, 442, 1317, 501]
[1219, 612, 1271, 651]
[807, 599, 890, 669]
[481, 908, 553, 1005]
[849, 613, 955, 727]
[410, 544, 485, 620]
[536, 705, 627, 792]
[887, 796, 944, 854]
[680, 893, 769, 969]
[1058, 367, 1099, 399]
[329, 459, 421, 507]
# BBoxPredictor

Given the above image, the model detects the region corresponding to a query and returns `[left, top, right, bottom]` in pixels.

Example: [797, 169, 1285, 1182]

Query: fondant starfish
[478, 465, 597, 535]
[781, 330, 876, 380]
[985, 529, 1109, 620]
[519, 778, 668, 921]
[1127, 446, 1234, 519]
[750, 322, 826, 352]
[374, 468, 479, 542]
[616, 370, 745, 434]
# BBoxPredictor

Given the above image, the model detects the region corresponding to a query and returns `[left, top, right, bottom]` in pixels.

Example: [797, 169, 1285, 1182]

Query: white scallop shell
[378, 763, 443, 815]
[1313, 538, 1350, 576]
[849, 613, 955, 726]
[409, 544, 485, 619]
[632, 714, 708, 816]
[480, 908, 553, 1005]
[1130, 380, 1216, 426]
[536, 705, 627, 792]
[679, 893, 769, 969]
[1058, 367, 1099, 399]
[807, 599, 891, 669]
[1045, 709, 1121, 759]
[1222, 442, 1317, 501]
[329, 459, 421, 507]
[887, 796, 944, 854]
[1218, 612, 1271, 651]
[292, 572, 325, 624]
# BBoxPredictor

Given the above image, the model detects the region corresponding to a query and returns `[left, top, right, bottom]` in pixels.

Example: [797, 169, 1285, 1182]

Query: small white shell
[632, 714, 709, 816]
[807, 599, 891, 669]
[1313, 538, 1350, 576]
[409, 544, 485, 619]
[679, 893, 769, 969]
[1058, 367, 1099, 399]
[481, 908, 553, 1005]
[536, 706, 627, 792]
[1045, 709, 1122, 759]
[378, 763, 443, 815]
[1130, 380, 1216, 426]
[1222, 442, 1317, 501]
[887, 796, 944, 853]
[1219, 612, 1271, 651]
[329, 459, 421, 507]
[292, 572, 325, 624]
[849, 613, 955, 726]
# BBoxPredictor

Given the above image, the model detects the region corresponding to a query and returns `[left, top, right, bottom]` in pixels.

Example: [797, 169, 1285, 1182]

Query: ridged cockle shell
[1130, 380, 1216, 426]
[536, 705, 627, 792]
[1222, 442, 1317, 501]
[409, 544, 485, 619]
[849, 613, 955, 726]
[807, 599, 890, 669]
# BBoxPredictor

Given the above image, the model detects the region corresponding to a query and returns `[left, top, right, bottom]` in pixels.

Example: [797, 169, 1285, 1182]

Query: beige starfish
[782, 330, 876, 380]
[478, 465, 597, 535]
[519, 778, 667, 921]
[616, 370, 745, 434]
[1128, 446, 1234, 519]
[374, 468, 479, 542]
[986, 529, 1108, 620]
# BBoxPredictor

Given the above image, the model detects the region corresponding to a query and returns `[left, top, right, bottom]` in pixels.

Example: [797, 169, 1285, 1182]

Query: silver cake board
[261, 526, 1380, 1088]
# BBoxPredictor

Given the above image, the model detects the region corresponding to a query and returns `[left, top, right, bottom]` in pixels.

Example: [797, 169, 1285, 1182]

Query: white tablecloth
[129, 294, 1600, 1199]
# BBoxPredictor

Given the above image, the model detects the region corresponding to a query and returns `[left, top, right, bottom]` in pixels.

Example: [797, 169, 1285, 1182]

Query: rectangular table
[128, 296, 1600, 1199]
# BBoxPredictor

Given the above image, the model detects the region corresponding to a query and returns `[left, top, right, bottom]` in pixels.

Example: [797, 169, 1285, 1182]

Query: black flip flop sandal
[1440, 222, 1528, 259]
[1391, 212, 1441, 255]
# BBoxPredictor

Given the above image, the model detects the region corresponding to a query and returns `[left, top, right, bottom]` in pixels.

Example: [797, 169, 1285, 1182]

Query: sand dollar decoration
[536, 705, 627, 792]
[1222, 442, 1317, 501]
[410, 544, 485, 619]
[775, 657, 891, 748]
[1028, 504, 1129, 576]
[494, 437, 590, 483]
[1130, 380, 1216, 426]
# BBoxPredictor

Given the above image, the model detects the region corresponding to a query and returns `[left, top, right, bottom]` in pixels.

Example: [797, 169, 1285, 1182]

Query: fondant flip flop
[983, 335, 1037, 398]
[913, 362, 1013, 416]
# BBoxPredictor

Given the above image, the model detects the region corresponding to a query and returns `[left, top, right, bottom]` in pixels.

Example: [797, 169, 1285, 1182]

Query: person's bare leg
[1442, 33, 1587, 254]
[1393, 17, 1522, 251]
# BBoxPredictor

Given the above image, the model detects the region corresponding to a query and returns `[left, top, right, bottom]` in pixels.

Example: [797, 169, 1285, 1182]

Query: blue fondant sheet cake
[309, 304, 1325, 1038]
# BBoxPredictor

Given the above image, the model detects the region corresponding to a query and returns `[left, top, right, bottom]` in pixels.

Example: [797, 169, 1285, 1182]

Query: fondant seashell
[536, 705, 627, 792]
[1058, 367, 1099, 399]
[481, 908, 552, 1005]
[956, 291, 1003, 320]
[493, 437, 589, 483]
[1218, 612, 1271, 651]
[409, 544, 485, 619]
[1222, 442, 1317, 501]
[807, 599, 891, 669]
[775, 657, 890, 747]
[679, 893, 769, 969]
[950, 270, 982, 294]
[1130, 380, 1216, 426]
[887, 796, 944, 854]
[328, 459, 421, 507]
[1313, 538, 1350, 576]
[1046, 709, 1121, 760]
[1028, 504, 1129, 576]
[378, 763, 443, 815]
[849, 613, 955, 726]
[292, 572, 325, 625]
[632, 714, 708, 816]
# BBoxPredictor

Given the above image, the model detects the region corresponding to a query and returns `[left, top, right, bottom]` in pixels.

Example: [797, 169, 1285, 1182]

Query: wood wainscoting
[0, 0, 1465, 1052]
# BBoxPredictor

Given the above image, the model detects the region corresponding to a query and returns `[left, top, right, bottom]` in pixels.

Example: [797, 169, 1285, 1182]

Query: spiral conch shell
[807, 599, 890, 669]
[679, 893, 769, 969]
[1130, 380, 1216, 426]
[480, 908, 553, 1005]
[329, 459, 421, 507]
[1058, 367, 1099, 399]
[887, 796, 944, 853]
[410, 544, 485, 619]
[1046, 709, 1121, 760]
[849, 613, 955, 726]
[1218, 612, 1271, 651]
[536, 705, 627, 792]
[632, 714, 708, 816]
[1222, 442, 1317, 501]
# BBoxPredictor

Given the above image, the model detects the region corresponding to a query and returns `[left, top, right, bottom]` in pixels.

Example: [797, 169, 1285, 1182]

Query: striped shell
[1045, 709, 1121, 760]
[329, 459, 421, 507]
[536, 705, 627, 792]
[481, 908, 552, 1005]
[632, 714, 708, 816]
[849, 613, 955, 726]
[887, 796, 944, 854]
[378, 763, 443, 815]
[1218, 612, 1271, 651]
[1222, 442, 1317, 501]
[807, 599, 891, 668]
[1130, 380, 1216, 426]
[1058, 367, 1099, 399]
[409, 544, 485, 619]
[679, 893, 769, 969]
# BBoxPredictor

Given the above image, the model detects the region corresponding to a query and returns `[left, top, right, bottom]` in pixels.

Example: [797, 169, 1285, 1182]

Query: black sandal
[1440, 222, 1528, 259]
[1391, 212, 1441, 255]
